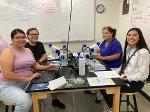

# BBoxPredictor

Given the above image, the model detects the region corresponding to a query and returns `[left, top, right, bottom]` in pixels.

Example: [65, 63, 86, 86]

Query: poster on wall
[122, 0, 129, 15]
[131, 0, 150, 49]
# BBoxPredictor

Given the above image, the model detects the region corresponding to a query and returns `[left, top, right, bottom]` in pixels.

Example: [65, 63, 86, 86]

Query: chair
[120, 92, 138, 112]
[4, 102, 15, 112]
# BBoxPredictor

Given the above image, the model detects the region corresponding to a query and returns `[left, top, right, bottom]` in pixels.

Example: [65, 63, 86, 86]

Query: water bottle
[79, 57, 85, 76]
[60, 55, 65, 66]
[48, 43, 60, 57]
[61, 45, 68, 66]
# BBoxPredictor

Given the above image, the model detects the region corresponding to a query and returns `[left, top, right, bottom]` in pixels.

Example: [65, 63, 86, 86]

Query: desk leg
[112, 87, 120, 112]
[72, 92, 76, 112]
[32, 94, 40, 112]
[31, 92, 48, 112]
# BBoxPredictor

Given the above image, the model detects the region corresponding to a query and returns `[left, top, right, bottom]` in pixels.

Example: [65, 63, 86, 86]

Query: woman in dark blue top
[96, 26, 123, 68]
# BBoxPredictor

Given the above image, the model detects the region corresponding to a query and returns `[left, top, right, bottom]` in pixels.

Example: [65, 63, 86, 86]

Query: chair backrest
[124, 92, 136, 96]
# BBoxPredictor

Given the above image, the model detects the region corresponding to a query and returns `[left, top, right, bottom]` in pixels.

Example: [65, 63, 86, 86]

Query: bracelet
[38, 60, 41, 65]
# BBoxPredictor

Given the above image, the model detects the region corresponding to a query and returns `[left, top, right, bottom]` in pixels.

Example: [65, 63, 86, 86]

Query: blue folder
[31, 83, 49, 90]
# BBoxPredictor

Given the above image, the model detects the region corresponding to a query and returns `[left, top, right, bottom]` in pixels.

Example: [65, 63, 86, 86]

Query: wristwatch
[37, 60, 41, 65]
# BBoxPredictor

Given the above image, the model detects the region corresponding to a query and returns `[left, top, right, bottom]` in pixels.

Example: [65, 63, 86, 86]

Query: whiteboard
[0, 0, 95, 43]
[131, 0, 150, 49]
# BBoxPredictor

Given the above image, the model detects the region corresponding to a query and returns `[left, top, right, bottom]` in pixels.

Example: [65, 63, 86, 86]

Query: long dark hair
[120, 28, 150, 75]
[11, 29, 26, 39]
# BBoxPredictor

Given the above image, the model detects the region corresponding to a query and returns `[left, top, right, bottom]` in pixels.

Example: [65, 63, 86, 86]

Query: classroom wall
[95, 0, 120, 41]
[44, 0, 121, 54]
[117, 0, 133, 47]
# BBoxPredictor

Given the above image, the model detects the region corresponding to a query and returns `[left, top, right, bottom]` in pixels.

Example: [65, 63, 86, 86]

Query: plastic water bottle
[60, 55, 65, 66]
[79, 57, 85, 76]
[61, 45, 68, 66]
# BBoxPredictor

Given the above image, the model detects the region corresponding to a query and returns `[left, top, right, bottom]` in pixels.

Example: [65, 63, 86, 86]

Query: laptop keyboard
[32, 71, 55, 83]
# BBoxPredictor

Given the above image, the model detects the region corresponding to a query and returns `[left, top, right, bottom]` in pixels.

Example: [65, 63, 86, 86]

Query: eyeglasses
[29, 34, 39, 36]
[14, 36, 26, 40]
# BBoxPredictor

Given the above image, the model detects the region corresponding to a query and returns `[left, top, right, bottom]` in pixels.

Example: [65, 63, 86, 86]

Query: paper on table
[47, 76, 67, 90]
[94, 63, 106, 71]
[48, 55, 55, 60]
[51, 61, 61, 66]
[95, 71, 121, 78]
[87, 77, 115, 86]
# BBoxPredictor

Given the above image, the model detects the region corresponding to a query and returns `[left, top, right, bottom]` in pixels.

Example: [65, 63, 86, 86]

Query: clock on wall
[96, 4, 105, 13]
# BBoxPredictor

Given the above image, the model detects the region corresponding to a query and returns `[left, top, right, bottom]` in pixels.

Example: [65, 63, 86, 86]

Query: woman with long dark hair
[101, 28, 150, 112]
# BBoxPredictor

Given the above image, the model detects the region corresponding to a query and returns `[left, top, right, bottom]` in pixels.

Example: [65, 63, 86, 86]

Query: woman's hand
[47, 64, 59, 71]
[28, 72, 41, 81]
[96, 55, 104, 60]
[96, 49, 100, 53]
[122, 76, 128, 81]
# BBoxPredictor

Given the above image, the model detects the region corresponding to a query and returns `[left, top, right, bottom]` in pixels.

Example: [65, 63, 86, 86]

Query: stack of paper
[47, 76, 67, 90]
[95, 71, 121, 78]
[87, 77, 115, 86]
[94, 63, 106, 71]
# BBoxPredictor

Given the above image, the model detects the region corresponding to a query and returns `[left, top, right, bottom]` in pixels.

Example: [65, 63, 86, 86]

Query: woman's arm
[38, 42, 48, 64]
[0, 48, 40, 82]
[96, 53, 121, 61]
[38, 53, 48, 64]
[33, 63, 59, 71]
[26, 48, 58, 71]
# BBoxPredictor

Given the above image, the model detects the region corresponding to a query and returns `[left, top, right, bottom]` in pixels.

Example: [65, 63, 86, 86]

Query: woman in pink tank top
[0, 29, 59, 112]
